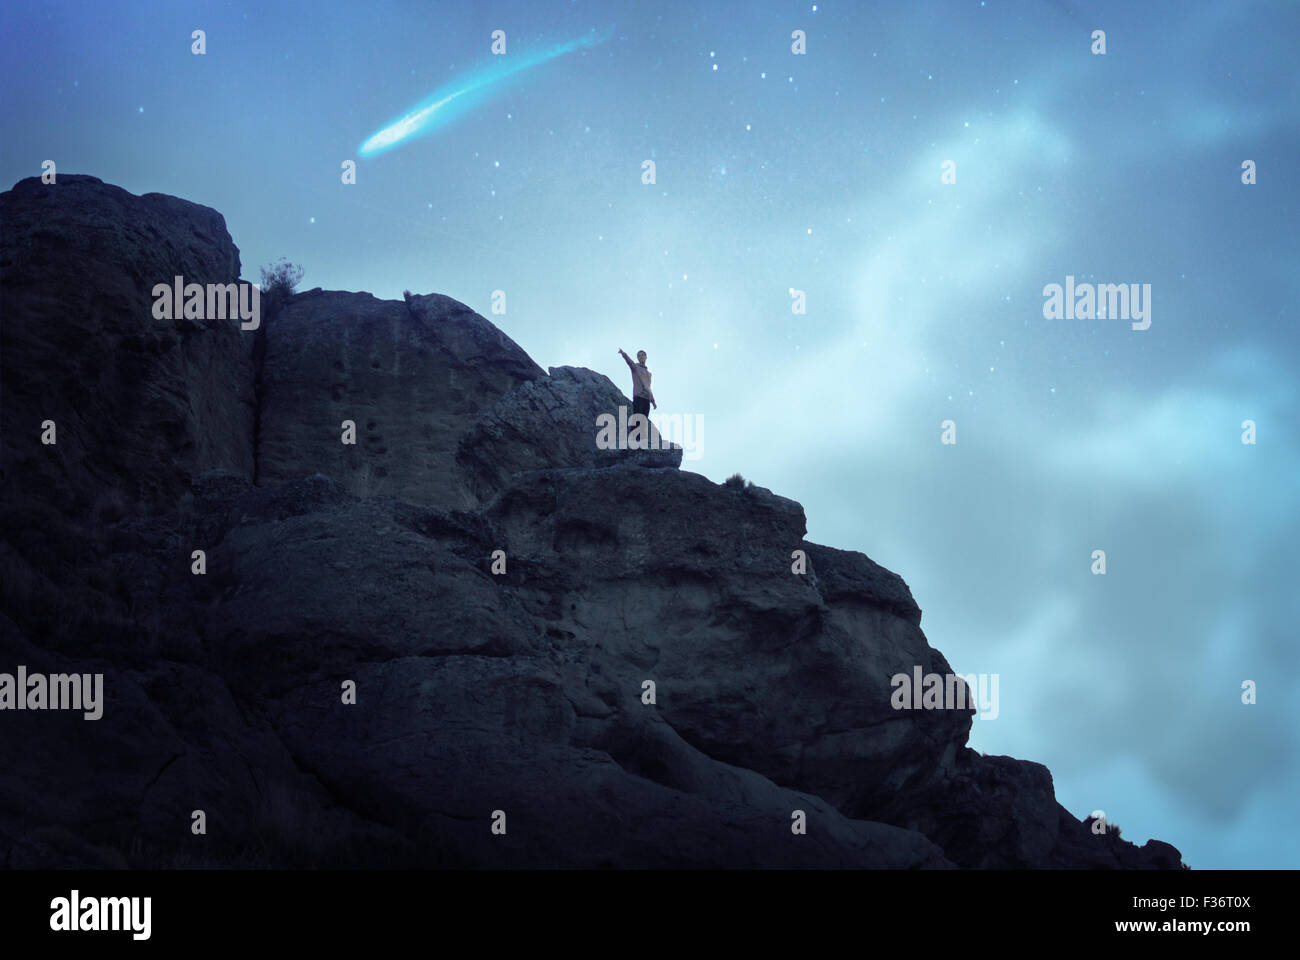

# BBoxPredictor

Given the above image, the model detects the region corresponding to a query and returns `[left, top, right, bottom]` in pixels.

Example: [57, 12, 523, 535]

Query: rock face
[457, 364, 682, 503]
[0, 174, 254, 518]
[0, 175, 1184, 869]
[255, 289, 546, 509]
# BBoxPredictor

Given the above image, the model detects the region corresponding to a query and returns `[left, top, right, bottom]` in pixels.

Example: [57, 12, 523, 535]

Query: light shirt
[631, 363, 653, 401]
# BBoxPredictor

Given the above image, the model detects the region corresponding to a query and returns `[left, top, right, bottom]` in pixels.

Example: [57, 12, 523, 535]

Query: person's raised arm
[618, 348, 634, 368]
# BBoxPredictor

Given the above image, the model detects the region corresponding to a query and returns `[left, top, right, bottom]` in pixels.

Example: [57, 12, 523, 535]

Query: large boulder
[0, 174, 256, 517]
[255, 289, 545, 509]
[456, 364, 682, 503]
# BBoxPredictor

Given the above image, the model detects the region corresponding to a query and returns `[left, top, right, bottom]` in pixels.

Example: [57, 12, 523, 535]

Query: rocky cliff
[0, 175, 1183, 869]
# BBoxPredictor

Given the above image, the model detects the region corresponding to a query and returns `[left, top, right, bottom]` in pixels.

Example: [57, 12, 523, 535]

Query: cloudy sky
[3, 0, 1296, 868]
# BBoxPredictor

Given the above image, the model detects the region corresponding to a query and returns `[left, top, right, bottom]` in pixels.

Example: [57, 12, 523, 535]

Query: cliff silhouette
[0, 175, 1184, 869]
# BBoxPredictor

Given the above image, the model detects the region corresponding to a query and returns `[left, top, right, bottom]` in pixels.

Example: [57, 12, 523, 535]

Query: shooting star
[359, 25, 614, 157]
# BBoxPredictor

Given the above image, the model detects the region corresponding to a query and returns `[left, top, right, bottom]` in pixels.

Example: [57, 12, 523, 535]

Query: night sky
[3, 0, 1297, 869]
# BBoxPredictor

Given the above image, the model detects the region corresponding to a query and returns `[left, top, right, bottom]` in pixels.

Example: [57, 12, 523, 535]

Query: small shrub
[1084, 814, 1123, 839]
[259, 258, 304, 315]
[724, 473, 746, 489]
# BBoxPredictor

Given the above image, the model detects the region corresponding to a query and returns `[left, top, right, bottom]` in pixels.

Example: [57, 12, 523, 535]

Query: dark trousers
[632, 396, 651, 419]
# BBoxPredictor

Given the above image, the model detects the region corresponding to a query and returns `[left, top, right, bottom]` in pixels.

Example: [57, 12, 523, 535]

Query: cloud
[713, 90, 1300, 860]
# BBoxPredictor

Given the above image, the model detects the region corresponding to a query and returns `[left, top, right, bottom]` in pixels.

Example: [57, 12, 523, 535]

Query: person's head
[636, 350, 647, 364]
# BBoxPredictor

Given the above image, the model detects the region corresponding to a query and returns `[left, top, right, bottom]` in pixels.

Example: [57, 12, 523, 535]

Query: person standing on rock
[618, 348, 656, 421]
